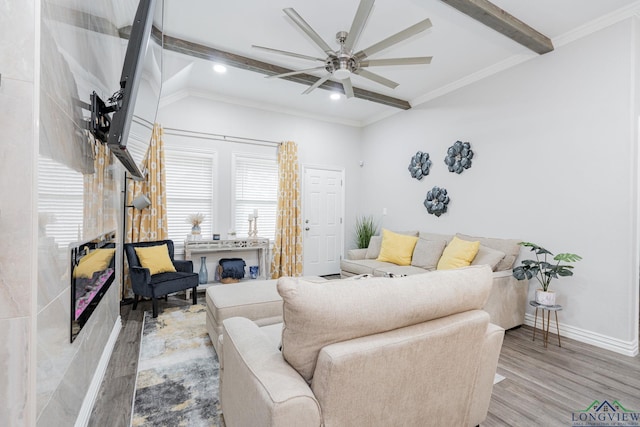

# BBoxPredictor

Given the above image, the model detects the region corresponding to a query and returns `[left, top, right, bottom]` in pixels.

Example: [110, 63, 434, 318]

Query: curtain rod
[163, 126, 281, 148]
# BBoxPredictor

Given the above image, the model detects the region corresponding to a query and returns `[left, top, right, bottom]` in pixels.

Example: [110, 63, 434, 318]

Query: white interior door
[303, 167, 343, 276]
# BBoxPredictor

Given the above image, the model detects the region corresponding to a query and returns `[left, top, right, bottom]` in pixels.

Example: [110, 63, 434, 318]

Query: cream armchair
[221, 266, 504, 427]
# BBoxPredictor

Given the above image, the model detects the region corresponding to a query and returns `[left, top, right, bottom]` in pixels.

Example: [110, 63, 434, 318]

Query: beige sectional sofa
[221, 267, 504, 427]
[340, 231, 528, 330]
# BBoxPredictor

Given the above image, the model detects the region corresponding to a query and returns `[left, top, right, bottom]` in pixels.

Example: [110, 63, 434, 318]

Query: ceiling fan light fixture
[333, 68, 351, 80]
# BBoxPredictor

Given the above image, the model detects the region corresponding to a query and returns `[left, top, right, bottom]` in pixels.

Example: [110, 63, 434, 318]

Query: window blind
[164, 149, 216, 253]
[233, 154, 278, 241]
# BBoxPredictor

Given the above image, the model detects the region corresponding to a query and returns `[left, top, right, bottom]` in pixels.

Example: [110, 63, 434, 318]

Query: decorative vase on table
[249, 265, 259, 279]
[535, 289, 556, 306]
[191, 224, 201, 240]
[199, 256, 208, 285]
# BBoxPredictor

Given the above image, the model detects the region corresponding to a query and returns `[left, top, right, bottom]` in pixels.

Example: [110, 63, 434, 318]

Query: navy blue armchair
[124, 240, 198, 317]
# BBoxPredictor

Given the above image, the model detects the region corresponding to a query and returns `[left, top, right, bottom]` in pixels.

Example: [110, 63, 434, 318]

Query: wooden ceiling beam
[161, 34, 411, 110]
[439, 0, 554, 54]
[52, 7, 410, 110]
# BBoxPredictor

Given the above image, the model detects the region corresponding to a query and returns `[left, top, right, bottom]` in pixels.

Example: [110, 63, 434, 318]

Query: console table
[184, 238, 270, 287]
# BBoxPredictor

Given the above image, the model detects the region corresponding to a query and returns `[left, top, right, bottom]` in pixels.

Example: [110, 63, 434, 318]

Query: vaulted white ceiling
[160, 0, 640, 126]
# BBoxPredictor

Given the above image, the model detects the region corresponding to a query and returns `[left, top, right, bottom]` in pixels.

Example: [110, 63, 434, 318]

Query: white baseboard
[74, 316, 122, 427]
[523, 313, 638, 357]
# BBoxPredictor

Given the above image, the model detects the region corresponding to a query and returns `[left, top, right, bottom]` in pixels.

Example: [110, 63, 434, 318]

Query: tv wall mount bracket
[82, 90, 124, 143]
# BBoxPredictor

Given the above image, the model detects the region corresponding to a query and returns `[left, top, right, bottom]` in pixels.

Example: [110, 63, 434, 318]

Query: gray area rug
[131, 304, 224, 427]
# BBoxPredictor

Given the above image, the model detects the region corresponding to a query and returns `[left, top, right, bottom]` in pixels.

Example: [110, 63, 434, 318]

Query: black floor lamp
[121, 172, 151, 305]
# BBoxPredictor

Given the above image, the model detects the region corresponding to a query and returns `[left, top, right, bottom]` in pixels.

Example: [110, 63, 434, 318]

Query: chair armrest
[222, 317, 321, 427]
[129, 266, 151, 285]
[173, 259, 193, 273]
[347, 248, 368, 260]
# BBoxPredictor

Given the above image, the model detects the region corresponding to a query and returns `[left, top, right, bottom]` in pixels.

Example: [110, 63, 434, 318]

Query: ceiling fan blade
[360, 56, 432, 67]
[353, 68, 399, 89]
[267, 66, 327, 79]
[344, 0, 375, 52]
[342, 77, 355, 98]
[355, 18, 432, 60]
[302, 74, 331, 94]
[252, 45, 325, 62]
[283, 8, 335, 56]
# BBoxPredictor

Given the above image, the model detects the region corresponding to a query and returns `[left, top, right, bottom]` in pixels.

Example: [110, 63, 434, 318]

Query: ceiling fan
[252, 0, 433, 98]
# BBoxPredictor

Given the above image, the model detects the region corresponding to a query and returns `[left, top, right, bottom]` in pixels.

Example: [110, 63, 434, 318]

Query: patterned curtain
[270, 141, 303, 278]
[123, 124, 169, 297]
[83, 138, 117, 238]
[127, 123, 169, 243]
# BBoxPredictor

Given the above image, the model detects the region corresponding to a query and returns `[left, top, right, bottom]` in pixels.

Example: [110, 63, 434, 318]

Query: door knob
[305, 227, 310, 231]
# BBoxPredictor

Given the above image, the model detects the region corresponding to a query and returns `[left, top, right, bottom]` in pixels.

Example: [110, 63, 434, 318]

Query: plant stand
[529, 301, 563, 348]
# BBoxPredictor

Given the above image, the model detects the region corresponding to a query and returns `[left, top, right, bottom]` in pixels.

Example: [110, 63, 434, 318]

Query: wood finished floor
[89, 294, 640, 427]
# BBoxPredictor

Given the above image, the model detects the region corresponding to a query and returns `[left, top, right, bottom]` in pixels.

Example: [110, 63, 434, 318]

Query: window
[164, 149, 216, 253]
[233, 154, 278, 241]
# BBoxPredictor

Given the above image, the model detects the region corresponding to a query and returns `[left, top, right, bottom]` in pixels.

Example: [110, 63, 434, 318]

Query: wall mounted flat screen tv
[107, 0, 162, 179]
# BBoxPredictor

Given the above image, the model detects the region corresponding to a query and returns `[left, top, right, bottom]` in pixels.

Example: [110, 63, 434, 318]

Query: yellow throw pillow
[74, 248, 115, 278]
[376, 229, 419, 266]
[437, 236, 480, 270]
[134, 244, 176, 275]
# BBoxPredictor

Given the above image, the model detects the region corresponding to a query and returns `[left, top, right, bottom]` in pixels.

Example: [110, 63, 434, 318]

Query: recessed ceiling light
[330, 93, 341, 101]
[213, 64, 227, 74]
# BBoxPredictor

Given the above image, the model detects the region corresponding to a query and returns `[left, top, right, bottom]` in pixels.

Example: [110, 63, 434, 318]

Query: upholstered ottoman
[205, 277, 326, 358]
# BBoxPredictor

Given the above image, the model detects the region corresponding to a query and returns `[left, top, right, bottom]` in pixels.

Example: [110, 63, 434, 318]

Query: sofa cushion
[471, 245, 506, 271]
[411, 238, 447, 270]
[418, 231, 454, 243]
[366, 230, 419, 259]
[365, 236, 382, 259]
[372, 265, 428, 277]
[277, 266, 493, 382]
[394, 230, 419, 237]
[376, 229, 419, 266]
[456, 233, 521, 271]
[340, 258, 397, 276]
[437, 236, 480, 270]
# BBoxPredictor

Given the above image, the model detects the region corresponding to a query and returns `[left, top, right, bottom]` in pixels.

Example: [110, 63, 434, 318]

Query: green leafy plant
[354, 215, 377, 249]
[512, 242, 582, 291]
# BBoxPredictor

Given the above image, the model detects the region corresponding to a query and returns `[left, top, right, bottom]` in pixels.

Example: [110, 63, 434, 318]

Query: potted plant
[512, 242, 582, 306]
[354, 215, 377, 249]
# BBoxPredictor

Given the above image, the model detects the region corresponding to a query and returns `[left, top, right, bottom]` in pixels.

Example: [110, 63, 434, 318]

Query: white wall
[158, 96, 363, 252]
[360, 19, 639, 353]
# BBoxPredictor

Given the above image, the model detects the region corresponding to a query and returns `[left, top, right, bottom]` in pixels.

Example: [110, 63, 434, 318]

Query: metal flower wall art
[424, 186, 450, 217]
[408, 151, 432, 180]
[444, 140, 473, 174]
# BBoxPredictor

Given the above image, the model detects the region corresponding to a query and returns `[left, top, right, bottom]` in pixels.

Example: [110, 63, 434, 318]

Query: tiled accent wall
[36, 1, 126, 425]
[1, 0, 132, 425]
[0, 1, 37, 425]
